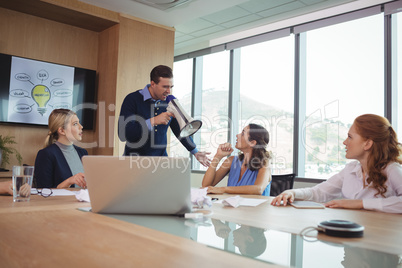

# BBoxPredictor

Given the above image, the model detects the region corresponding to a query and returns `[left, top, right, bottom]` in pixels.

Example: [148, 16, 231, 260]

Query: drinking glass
[12, 166, 34, 202]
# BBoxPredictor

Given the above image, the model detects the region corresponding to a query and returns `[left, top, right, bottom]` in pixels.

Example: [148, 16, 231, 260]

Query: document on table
[290, 201, 325, 209]
[239, 198, 268, 206]
[215, 197, 267, 207]
[51, 189, 78, 196]
[31, 188, 78, 196]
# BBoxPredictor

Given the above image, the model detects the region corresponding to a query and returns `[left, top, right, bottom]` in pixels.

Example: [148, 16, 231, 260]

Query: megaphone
[167, 99, 202, 137]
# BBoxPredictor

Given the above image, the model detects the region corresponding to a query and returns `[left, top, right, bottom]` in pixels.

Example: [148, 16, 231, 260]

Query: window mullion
[229, 49, 240, 146]
[191, 57, 203, 170]
[294, 33, 307, 177]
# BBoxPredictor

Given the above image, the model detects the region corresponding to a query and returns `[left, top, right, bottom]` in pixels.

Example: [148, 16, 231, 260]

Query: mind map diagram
[7, 56, 74, 125]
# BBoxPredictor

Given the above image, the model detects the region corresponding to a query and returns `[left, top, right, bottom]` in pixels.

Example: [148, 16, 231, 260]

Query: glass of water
[12, 166, 34, 202]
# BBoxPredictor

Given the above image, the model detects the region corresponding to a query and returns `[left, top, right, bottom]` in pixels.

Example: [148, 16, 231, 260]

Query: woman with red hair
[272, 114, 402, 213]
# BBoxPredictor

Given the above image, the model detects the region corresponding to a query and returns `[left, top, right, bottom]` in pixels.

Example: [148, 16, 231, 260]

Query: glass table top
[105, 213, 401, 268]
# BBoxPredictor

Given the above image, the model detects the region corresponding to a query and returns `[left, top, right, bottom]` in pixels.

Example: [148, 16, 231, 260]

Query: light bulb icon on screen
[31, 85, 51, 116]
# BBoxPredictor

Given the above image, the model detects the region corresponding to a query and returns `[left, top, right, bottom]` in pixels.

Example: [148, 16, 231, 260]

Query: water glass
[12, 166, 34, 202]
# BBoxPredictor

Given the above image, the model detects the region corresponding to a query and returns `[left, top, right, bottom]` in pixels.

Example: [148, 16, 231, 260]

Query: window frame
[173, 2, 401, 181]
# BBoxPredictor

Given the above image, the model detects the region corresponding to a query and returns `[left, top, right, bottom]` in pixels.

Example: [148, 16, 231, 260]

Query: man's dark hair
[150, 65, 173, 84]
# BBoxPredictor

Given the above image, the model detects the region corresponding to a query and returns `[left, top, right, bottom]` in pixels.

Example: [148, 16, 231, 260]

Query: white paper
[191, 188, 212, 208]
[239, 198, 268, 206]
[75, 189, 90, 202]
[222, 195, 242, 208]
[217, 197, 268, 207]
[31, 188, 77, 196]
[51, 189, 78, 196]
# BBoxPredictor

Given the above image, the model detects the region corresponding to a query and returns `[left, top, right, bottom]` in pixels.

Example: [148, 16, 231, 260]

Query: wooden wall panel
[43, 0, 120, 25]
[0, 126, 47, 167]
[93, 24, 119, 155]
[113, 15, 175, 155]
[0, 7, 98, 168]
[0, 8, 98, 70]
[0, 5, 176, 166]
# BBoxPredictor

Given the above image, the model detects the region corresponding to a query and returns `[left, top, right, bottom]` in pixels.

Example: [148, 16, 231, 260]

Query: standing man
[118, 65, 211, 167]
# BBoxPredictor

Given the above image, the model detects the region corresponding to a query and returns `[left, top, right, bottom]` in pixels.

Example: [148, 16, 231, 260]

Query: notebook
[82, 155, 192, 215]
[290, 201, 325, 209]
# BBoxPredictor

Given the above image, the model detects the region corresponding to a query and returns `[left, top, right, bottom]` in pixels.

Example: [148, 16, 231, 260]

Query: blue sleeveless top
[227, 156, 271, 196]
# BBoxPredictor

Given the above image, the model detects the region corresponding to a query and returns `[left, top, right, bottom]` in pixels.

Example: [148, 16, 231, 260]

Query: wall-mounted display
[0, 53, 97, 129]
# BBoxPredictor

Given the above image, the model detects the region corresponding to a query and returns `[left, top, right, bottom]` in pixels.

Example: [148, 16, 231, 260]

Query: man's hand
[150, 112, 174, 126]
[194, 151, 211, 167]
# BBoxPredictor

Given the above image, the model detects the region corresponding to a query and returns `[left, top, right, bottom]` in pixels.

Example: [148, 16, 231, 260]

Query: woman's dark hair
[150, 65, 173, 84]
[238, 123, 271, 171]
[353, 114, 402, 197]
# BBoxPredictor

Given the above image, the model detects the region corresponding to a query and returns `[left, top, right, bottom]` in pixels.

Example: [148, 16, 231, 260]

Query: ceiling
[79, 0, 389, 56]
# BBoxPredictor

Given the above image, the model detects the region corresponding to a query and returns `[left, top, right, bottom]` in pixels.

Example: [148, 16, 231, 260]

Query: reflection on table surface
[105, 213, 402, 268]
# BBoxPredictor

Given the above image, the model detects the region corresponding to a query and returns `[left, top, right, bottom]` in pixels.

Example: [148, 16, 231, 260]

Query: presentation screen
[0, 53, 97, 129]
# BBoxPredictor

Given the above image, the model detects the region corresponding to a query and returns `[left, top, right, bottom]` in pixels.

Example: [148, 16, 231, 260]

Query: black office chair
[269, 173, 296, 196]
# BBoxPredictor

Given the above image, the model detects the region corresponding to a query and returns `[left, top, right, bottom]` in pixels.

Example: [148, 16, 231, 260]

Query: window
[193, 51, 230, 170]
[303, 14, 384, 179]
[239, 36, 294, 174]
[175, 6, 399, 180]
[169, 59, 193, 157]
[302, 240, 344, 267]
[396, 12, 402, 139]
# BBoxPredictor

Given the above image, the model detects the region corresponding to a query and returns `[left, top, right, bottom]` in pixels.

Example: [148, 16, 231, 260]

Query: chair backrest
[270, 173, 296, 196]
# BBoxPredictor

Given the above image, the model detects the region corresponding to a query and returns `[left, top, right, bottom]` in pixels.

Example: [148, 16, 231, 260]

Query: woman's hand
[68, 172, 86, 188]
[270, 190, 295, 206]
[19, 183, 31, 197]
[212, 219, 231, 239]
[0, 181, 13, 195]
[325, 199, 363, 209]
[207, 186, 226, 194]
[215, 143, 234, 159]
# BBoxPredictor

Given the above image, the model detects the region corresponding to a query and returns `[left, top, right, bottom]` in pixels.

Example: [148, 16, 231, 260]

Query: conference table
[0, 192, 401, 267]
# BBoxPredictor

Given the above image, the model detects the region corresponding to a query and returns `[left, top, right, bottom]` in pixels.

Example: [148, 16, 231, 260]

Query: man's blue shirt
[118, 84, 198, 156]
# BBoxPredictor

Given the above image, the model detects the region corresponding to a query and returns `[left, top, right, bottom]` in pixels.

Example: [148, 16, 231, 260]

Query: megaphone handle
[170, 101, 188, 124]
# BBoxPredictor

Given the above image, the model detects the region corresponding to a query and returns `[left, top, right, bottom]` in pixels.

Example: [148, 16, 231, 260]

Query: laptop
[82, 155, 192, 215]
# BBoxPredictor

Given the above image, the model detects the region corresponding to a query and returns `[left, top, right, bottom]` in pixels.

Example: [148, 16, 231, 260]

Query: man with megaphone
[118, 65, 211, 167]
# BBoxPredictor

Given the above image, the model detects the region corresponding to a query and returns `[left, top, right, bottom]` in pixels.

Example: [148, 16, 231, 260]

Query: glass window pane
[169, 59, 193, 157]
[239, 36, 295, 174]
[304, 14, 384, 179]
[302, 240, 344, 267]
[194, 51, 230, 171]
[396, 12, 402, 140]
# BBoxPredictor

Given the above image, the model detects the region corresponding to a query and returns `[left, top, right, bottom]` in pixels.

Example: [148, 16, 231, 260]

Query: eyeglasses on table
[32, 188, 53, 198]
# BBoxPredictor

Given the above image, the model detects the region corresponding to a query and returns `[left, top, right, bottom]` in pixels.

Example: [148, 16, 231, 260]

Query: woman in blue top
[202, 124, 271, 196]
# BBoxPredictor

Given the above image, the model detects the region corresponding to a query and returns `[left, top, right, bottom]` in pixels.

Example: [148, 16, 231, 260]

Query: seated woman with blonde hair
[34, 109, 87, 189]
[202, 123, 271, 195]
[271, 114, 402, 213]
